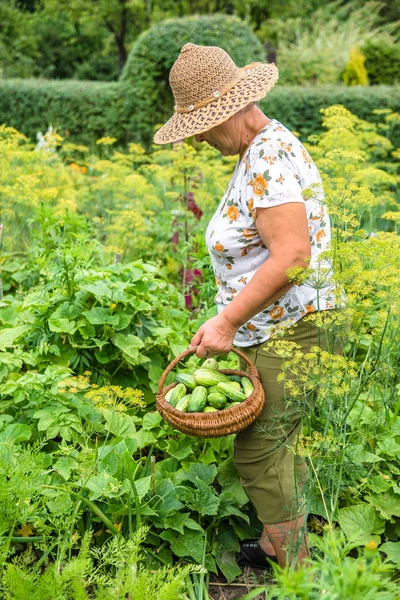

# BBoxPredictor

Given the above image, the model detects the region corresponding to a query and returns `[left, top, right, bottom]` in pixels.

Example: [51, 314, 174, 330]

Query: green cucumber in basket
[208, 392, 227, 410]
[224, 401, 241, 409]
[229, 374, 242, 384]
[225, 381, 242, 391]
[216, 382, 247, 402]
[169, 383, 187, 407]
[188, 386, 208, 413]
[175, 394, 191, 412]
[241, 376, 254, 397]
[193, 369, 231, 387]
[208, 384, 227, 396]
[202, 358, 220, 371]
[176, 372, 197, 390]
[204, 406, 218, 413]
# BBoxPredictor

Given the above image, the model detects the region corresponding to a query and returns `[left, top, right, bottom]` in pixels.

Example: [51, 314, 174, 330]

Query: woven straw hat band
[170, 43, 244, 113]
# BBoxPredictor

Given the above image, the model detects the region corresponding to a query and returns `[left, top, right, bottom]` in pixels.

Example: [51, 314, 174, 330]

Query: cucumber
[169, 383, 187, 407]
[224, 402, 241, 409]
[229, 375, 242, 384]
[204, 406, 218, 413]
[175, 394, 191, 412]
[165, 387, 174, 402]
[202, 358, 220, 371]
[176, 372, 197, 390]
[225, 381, 242, 391]
[188, 386, 208, 413]
[193, 369, 232, 387]
[216, 382, 247, 402]
[208, 384, 227, 396]
[241, 376, 254, 397]
[207, 392, 227, 409]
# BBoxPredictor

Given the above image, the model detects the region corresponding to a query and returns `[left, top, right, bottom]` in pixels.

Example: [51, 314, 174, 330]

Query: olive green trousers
[235, 316, 334, 525]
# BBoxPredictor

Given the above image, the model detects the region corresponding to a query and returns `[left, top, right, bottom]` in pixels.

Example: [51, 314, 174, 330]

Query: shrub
[259, 85, 400, 149]
[258, 1, 396, 86]
[0, 79, 127, 148]
[342, 47, 368, 86]
[362, 40, 400, 85]
[0, 79, 399, 150]
[120, 14, 266, 144]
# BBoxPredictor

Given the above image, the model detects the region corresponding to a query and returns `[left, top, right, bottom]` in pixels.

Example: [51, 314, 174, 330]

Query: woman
[154, 43, 338, 569]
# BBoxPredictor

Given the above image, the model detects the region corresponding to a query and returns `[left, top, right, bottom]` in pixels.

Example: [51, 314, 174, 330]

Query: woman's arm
[190, 202, 311, 357]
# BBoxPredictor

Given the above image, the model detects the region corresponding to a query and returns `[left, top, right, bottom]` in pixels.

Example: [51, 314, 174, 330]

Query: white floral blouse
[205, 118, 339, 347]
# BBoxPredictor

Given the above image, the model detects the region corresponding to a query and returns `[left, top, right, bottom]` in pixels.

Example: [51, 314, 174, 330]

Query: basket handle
[157, 346, 258, 394]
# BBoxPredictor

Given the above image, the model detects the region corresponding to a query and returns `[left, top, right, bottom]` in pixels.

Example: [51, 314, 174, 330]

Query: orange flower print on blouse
[305, 304, 316, 313]
[280, 141, 292, 154]
[225, 205, 240, 221]
[214, 242, 225, 252]
[263, 155, 277, 165]
[247, 323, 257, 331]
[269, 305, 284, 320]
[276, 174, 285, 185]
[251, 174, 268, 196]
[247, 198, 257, 219]
[302, 148, 313, 166]
[316, 229, 326, 243]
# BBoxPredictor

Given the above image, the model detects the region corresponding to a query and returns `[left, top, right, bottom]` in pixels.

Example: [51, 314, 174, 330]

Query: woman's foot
[237, 539, 278, 570]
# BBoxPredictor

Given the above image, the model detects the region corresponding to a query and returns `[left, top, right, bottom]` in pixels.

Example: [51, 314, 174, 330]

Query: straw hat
[153, 43, 279, 145]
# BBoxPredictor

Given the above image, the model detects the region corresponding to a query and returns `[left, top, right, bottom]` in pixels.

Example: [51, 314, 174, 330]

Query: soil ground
[208, 566, 274, 600]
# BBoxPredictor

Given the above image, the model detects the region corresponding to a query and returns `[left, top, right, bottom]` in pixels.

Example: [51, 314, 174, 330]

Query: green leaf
[102, 410, 137, 438]
[379, 541, 400, 565]
[365, 491, 400, 520]
[162, 512, 204, 534]
[113, 333, 144, 363]
[0, 325, 30, 348]
[218, 492, 250, 523]
[160, 529, 205, 563]
[53, 456, 76, 481]
[84, 472, 121, 500]
[82, 307, 119, 326]
[134, 429, 156, 449]
[141, 412, 163, 431]
[48, 318, 77, 334]
[81, 281, 112, 298]
[178, 463, 218, 486]
[345, 444, 383, 463]
[213, 522, 241, 583]
[166, 437, 194, 460]
[377, 437, 400, 458]
[185, 477, 220, 516]
[217, 457, 249, 507]
[132, 476, 152, 501]
[366, 475, 392, 494]
[0, 423, 32, 444]
[152, 478, 184, 514]
[338, 504, 385, 542]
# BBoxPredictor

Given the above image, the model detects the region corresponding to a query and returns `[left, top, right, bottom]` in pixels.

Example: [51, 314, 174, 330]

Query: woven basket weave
[156, 347, 264, 438]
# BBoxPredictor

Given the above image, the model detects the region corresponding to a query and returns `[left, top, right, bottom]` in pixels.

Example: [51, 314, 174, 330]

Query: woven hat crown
[170, 43, 241, 111]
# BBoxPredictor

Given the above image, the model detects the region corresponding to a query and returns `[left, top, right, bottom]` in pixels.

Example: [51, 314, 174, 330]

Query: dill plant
[252, 106, 400, 595]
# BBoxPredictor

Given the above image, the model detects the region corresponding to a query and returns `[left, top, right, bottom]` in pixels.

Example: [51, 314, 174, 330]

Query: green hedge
[261, 85, 400, 147]
[0, 79, 127, 147]
[120, 14, 266, 145]
[362, 41, 400, 86]
[1, 79, 399, 150]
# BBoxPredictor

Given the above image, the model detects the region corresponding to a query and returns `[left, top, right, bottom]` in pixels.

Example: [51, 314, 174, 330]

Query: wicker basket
[156, 347, 265, 438]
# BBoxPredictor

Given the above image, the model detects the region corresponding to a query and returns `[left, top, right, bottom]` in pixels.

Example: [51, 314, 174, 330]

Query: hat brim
[153, 62, 279, 145]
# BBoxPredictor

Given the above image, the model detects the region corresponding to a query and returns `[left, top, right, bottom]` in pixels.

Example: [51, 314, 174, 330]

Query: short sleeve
[245, 141, 304, 215]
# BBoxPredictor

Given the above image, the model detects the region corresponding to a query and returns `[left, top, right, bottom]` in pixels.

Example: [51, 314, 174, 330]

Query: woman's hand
[189, 313, 238, 358]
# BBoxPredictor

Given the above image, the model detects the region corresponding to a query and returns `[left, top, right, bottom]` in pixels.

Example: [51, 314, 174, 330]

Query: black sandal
[237, 539, 278, 570]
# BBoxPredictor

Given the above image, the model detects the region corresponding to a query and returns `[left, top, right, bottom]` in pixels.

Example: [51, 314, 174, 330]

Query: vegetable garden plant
[0, 105, 399, 598]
